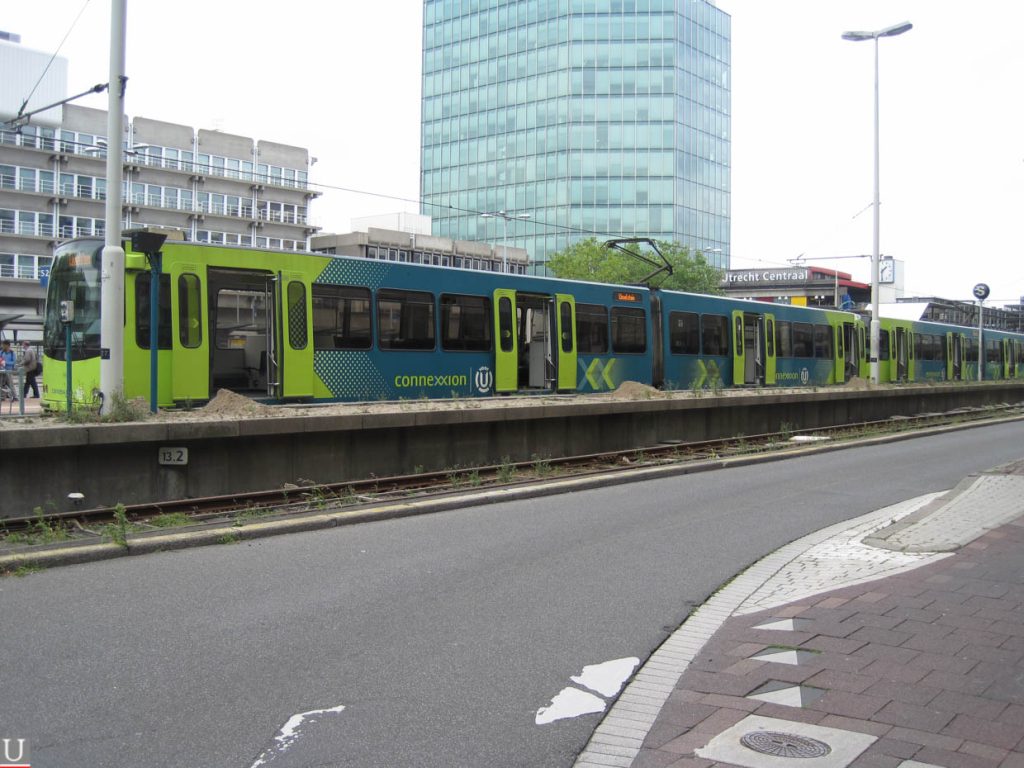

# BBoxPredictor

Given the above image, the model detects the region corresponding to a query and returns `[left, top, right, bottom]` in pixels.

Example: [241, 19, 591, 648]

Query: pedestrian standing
[0, 340, 16, 401]
[20, 340, 39, 399]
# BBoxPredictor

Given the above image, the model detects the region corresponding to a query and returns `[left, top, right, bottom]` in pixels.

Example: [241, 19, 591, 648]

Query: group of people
[0, 339, 40, 401]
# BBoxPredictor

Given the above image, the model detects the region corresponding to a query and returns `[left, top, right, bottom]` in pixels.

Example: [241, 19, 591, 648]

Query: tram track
[2, 402, 1022, 549]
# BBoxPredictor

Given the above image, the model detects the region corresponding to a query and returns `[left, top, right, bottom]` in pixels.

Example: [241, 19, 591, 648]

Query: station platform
[575, 462, 1024, 768]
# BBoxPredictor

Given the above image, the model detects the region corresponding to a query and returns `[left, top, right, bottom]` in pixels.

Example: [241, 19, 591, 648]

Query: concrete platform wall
[2, 383, 1021, 517]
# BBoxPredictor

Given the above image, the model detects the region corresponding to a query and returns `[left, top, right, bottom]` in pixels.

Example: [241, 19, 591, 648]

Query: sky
[5, 1, 1023, 305]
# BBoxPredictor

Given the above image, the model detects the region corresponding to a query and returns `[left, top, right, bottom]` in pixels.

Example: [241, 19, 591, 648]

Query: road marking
[571, 657, 639, 697]
[536, 657, 640, 725]
[249, 704, 346, 767]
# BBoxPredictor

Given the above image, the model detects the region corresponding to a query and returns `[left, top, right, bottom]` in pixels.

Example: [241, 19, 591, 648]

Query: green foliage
[2, 508, 71, 547]
[104, 503, 131, 548]
[546, 237, 724, 293]
[497, 456, 517, 484]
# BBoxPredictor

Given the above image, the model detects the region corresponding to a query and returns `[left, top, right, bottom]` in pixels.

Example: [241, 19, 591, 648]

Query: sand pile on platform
[609, 381, 666, 399]
[203, 389, 274, 418]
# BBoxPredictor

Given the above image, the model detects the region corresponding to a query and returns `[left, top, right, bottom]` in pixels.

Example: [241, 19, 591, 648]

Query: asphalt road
[1, 421, 1021, 767]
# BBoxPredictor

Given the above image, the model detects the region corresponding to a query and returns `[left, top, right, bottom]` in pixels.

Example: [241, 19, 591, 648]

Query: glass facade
[420, 0, 731, 272]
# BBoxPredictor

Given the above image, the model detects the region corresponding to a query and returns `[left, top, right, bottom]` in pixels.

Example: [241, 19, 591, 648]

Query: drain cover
[740, 730, 832, 758]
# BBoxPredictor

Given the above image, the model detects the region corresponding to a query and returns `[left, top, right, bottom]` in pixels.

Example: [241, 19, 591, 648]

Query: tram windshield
[43, 240, 103, 362]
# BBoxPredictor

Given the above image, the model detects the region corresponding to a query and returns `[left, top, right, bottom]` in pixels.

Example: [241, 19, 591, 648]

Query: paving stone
[959, 741, 1010, 764]
[886, 725, 963, 751]
[913, 746, 1003, 768]
[870, 701, 956, 732]
[928, 690, 1008, 721]
[943, 714, 1024, 751]
[864, 680, 941, 708]
[810, 689, 890, 719]
[867, 736, 923, 759]
[805, 668, 879, 694]
[848, 753, 903, 768]
[859, 659, 932, 684]
[919, 669, 990, 696]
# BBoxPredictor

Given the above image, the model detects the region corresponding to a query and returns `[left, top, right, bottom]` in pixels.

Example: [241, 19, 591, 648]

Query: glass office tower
[420, 0, 730, 273]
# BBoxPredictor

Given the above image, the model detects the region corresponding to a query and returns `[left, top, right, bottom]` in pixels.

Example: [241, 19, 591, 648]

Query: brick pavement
[576, 466, 1024, 768]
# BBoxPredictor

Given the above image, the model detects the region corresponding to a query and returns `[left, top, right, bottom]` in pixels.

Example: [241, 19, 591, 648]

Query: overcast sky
[6, 1, 1023, 304]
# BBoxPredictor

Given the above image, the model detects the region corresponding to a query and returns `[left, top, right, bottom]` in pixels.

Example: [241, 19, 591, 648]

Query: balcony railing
[0, 263, 49, 280]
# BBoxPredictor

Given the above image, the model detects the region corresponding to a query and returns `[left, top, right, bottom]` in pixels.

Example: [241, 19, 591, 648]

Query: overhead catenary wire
[14, 0, 94, 119]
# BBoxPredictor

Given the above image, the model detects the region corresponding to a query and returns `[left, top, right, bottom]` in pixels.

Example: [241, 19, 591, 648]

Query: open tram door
[895, 327, 909, 382]
[269, 272, 313, 400]
[731, 310, 771, 386]
[205, 268, 311, 401]
[169, 261, 209, 403]
[492, 289, 576, 393]
[843, 322, 860, 381]
[946, 332, 963, 381]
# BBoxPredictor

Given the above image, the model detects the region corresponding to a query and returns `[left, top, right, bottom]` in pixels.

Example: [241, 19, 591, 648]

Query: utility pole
[99, 0, 127, 415]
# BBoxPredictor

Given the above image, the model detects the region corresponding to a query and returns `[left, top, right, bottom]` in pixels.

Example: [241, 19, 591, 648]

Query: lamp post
[842, 20, 912, 385]
[99, 0, 127, 415]
[481, 210, 531, 273]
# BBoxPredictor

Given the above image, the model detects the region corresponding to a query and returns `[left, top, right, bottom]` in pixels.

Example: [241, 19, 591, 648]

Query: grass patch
[1, 508, 71, 547]
[1, 563, 44, 578]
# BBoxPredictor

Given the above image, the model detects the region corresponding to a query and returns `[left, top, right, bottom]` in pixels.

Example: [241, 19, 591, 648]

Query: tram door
[843, 322, 860, 380]
[895, 327, 909, 382]
[947, 332, 962, 381]
[732, 311, 767, 386]
[270, 272, 313, 399]
[169, 262, 209, 403]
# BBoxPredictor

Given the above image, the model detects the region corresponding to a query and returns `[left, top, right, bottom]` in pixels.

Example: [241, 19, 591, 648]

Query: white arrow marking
[536, 687, 607, 725]
[536, 657, 640, 725]
[571, 657, 639, 697]
[249, 704, 346, 767]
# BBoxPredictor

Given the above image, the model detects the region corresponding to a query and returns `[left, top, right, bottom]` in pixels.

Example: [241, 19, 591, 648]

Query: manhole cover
[740, 730, 832, 758]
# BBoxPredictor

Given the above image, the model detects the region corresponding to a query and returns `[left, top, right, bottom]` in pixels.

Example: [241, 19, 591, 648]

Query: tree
[546, 238, 724, 294]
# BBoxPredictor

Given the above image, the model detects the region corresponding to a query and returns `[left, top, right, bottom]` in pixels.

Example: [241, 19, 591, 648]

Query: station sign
[723, 268, 810, 285]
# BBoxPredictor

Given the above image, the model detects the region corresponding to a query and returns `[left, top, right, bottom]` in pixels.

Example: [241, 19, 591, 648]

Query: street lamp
[842, 20, 912, 384]
[481, 210, 531, 273]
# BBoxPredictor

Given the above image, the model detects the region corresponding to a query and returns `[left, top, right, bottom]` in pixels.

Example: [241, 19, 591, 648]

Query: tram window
[377, 289, 435, 351]
[766, 318, 775, 357]
[986, 340, 1002, 363]
[879, 331, 891, 361]
[312, 285, 371, 350]
[914, 333, 923, 360]
[668, 311, 700, 354]
[287, 282, 307, 349]
[441, 294, 491, 351]
[576, 303, 608, 354]
[611, 306, 646, 353]
[498, 296, 514, 352]
[792, 323, 813, 357]
[701, 314, 729, 356]
[178, 273, 202, 349]
[813, 324, 833, 359]
[560, 302, 573, 353]
[775, 320, 792, 358]
[135, 273, 172, 350]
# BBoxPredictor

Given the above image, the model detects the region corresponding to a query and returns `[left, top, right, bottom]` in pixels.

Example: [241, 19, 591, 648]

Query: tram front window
[43, 242, 103, 362]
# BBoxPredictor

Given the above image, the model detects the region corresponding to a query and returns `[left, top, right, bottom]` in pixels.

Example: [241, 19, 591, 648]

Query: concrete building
[311, 227, 528, 273]
[420, 0, 731, 272]
[1, 36, 319, 340]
